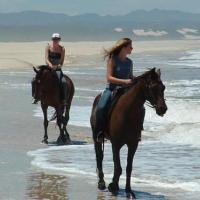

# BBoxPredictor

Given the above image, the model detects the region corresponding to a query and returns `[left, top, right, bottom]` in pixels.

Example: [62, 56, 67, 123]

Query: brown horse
[33, 65, 74, 145]
[90, 68, 167, 198]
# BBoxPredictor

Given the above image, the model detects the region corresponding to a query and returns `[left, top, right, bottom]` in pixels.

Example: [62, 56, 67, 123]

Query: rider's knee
[61, 78, 67, 84]
[98, 91, 111, 110]
[97, 103, 106, 111]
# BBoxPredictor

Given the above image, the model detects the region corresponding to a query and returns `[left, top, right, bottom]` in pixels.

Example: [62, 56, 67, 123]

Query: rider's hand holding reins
[49, 64, 62, 71]
[124, 79, 132, 85]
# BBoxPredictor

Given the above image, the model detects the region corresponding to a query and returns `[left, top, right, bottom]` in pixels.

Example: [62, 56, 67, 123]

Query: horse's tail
[64, 74, 75, 111]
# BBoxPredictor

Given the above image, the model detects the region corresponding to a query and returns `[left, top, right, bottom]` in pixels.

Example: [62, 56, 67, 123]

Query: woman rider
[32, 33, 67, 105]
[94, 38, 135, 142]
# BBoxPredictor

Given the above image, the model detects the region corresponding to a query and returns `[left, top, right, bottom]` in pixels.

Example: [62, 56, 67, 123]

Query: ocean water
[0, 49, 200, 199]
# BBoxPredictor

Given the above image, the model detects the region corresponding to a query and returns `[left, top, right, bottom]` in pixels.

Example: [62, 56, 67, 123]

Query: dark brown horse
[33, 65, 74, 145]
[90, 68, 167, 198]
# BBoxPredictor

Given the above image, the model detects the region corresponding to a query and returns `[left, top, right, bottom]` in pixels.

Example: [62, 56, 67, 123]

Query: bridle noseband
[143, 79, 162, 109]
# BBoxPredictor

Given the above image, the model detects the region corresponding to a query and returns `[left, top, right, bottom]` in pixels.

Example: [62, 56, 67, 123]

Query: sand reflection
[26, 172, 69, 200]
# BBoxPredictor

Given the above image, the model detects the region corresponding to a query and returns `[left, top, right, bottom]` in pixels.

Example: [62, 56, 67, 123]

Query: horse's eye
[162, 85, 165, 91]
[151, 84, 158, 90]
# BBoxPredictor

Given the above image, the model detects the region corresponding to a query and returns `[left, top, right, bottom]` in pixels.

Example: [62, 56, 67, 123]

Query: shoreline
[0, 39, 200, 71]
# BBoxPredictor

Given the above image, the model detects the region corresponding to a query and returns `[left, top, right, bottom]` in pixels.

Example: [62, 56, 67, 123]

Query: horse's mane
[37, 65, 51, 72]
[34, 65, 59, 84]
[114, 68, 159, 97]
[33, 65, 51, 75]
[136, 68, 157, 80]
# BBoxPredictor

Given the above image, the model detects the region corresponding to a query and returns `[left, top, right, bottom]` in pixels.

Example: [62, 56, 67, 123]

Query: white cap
[52, 33, 61, 39]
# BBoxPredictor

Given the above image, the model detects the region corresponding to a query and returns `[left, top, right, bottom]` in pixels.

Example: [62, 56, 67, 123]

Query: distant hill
[0, 9, 200, 41]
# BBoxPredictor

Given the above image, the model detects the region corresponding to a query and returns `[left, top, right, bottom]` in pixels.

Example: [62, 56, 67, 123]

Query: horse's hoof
[98, 180, 106, 190]
[126, 188, 136, 199]
[57, 135, 70, 145]
[65, 138, 71, 145]
[57, 136, 65, 145]
[42, 139, 48, 144]
[108, 182, 119, 195]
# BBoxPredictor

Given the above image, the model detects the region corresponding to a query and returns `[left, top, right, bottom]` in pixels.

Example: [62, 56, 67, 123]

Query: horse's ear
[151, 68, 156, 73]
[33, 66, 39, 74]
[156, 69, 161, 79]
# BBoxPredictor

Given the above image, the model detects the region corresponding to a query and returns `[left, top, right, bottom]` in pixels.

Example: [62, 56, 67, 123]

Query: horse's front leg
[94, 140, 106, 190]
[108, 143, 122, 194]
[125, 143, 138, 199]
[41, 104, 48, 144]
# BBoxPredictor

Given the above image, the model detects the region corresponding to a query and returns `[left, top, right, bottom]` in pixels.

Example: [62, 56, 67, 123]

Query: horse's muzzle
[156, 104, 167, 116]
[156, 98, 167, 116]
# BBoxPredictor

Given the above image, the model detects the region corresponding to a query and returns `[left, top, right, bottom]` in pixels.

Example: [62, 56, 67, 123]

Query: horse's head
[33, 65, 53, 95]
[142, 68, 167, 116]
[33, 66, 44, 91]
[33, 65, 53, 78]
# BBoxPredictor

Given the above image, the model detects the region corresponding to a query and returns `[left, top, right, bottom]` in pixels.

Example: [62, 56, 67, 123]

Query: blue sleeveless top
[108, 56, 133, 90]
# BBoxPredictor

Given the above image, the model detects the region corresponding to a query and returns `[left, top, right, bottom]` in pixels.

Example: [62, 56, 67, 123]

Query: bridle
[144, 78, 166, 110]
[144, 81, 158, 108]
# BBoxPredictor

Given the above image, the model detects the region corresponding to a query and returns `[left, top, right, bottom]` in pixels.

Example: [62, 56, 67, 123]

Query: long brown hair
[104, 38, 132, 59]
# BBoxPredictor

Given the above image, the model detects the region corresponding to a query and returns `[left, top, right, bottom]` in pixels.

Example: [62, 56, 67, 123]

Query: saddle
[108, 77, 139, 111]
[109, 87, 127, 115]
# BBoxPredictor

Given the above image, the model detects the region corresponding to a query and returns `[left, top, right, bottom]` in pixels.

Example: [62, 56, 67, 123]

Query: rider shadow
[47, 140, 87, 146]
[98, 189, 166, 200]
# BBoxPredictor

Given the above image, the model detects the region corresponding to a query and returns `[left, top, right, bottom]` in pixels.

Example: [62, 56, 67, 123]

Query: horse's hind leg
[56, 108, 65, 145]
[125, 143, 138, 199]
[63, 108, 70, 142]
[41, 104, 48, 144]
[56, 108, 70, 145]
[108, 143, 122, 194]
[94, 140, 106, 190]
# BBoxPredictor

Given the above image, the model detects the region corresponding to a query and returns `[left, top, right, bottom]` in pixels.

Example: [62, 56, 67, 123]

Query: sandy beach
[1, 39, 200, 70]
[0, 39, 200, 200]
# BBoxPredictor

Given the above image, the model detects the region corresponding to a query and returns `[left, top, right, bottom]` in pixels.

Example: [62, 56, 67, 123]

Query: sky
[0, 0, 199, 15]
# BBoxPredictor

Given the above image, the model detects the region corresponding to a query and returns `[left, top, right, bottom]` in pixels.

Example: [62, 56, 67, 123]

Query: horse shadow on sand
[97, 189, 166, 200]
[47, 140, 87, 146]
